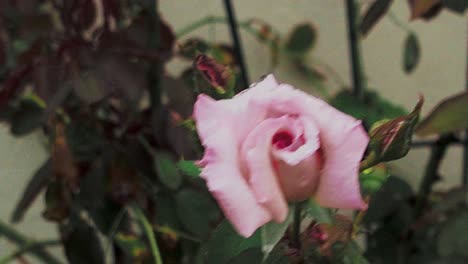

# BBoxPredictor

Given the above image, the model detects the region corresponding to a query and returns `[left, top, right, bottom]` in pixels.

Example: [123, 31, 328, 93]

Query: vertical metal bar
[223, 0, 250, 90]
[345, 0, 365, 101]
[463, 27, 468, 186]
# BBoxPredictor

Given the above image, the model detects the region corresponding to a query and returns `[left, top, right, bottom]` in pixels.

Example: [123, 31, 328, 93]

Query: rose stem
[292, 203, 302, 249]
[345, 0, 366, 101]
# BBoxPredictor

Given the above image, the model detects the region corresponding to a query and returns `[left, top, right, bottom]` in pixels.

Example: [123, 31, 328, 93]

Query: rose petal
[200, 126, 272, 237]
[314, 122, 369, 209]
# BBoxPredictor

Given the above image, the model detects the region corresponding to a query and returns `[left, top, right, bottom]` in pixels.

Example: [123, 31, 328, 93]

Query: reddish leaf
[407, 0, 443, 20]
[195, 54, 234, 94]
[43, 180, 71, 222]
[51, 123, 80, 192]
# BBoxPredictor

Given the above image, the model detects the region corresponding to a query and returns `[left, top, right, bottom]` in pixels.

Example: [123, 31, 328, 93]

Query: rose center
[272, 131, 294, 149]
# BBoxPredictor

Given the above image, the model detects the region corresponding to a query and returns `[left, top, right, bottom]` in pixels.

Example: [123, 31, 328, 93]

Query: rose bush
[193, 75, 369, 237]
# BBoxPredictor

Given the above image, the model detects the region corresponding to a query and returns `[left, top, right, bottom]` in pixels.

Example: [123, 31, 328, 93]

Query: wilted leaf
[42, 180, 71, 222]
[203, 220, 261, 264]
[403, 33, 420, 74]
[416, 91, 468, 136]
[285, 23, 317, 55]
[407, 0, 443, 19]
[11, 159, 51, 223]
[154, 151, 182, 190]
[51, 123, 80, 192]
[361, 97, 423, 170]
[261, 208, 293, 258]
[175, 189, 220, 239]
[360, 0, 395, 36]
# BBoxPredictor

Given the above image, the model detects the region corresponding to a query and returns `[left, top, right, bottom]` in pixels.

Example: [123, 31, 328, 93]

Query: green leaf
[361, 97, 423, 170]
[227, 248, 263, 264]
[416, 91, 468, 136]
[437, 211, 468, 257]
[175, 189, 220, 239]
[360, 0, 394, 36]
[203, 220, 261, 264]
[285, 23, 317, 54]
[11, 159, 51, 223]
[403, 32, 420, 74]
[305, 199, 333, 224]
[10, 99, 44, 136]
[330, 90, 407, 127]
[177, 160, 201, 178]
[261, 208, 294, 258]
[154, 151, 182, 190]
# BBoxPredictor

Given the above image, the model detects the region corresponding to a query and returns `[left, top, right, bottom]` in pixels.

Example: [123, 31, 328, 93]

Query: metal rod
[223, 0, 250, 90]
[345, 0, 366, 101]
[411, 139, 466, 148]
[463, 26, 468, 186]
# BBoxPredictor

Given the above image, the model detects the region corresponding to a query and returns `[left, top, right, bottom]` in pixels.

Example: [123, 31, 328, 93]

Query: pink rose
[193, 75, 369, 237]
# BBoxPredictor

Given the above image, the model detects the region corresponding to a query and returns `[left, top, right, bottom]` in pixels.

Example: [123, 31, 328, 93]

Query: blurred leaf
[154, 151, 182, 190]
[227, 248, 263, 264]
[403, 32, 420, 74]
[416, 91, 468, 136]
[261, 208, 293, 258]
[10, 98, 44, 136]
[285, 23, 317, 55]
[175, 189, 220, 239]
[331, 90, 407, 127]
[203, 220, 261, 264]
[437, 211, 468, 257]
[359, 164, 390, 195]
[363, 176, 413, 224]
[306, 199, 333, 224]
[154, 193, 184, 230]
[61, 217, 105, 264]
[442, 0, 468, 13]
[51, 123, 80, 192]
[177, 160, 201, 178]
[11, 159, 51, 223]
[161, 75, 196, 118]
[361, 97, 423, 170]
[360, 0, 395, 36]
[407, 0, 442, 19]
[114, 232, 149, 260]
[331, 241, 369, 264]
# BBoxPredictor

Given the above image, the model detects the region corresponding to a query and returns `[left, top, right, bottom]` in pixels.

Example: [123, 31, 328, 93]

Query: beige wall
[0, 0, 466, 259]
